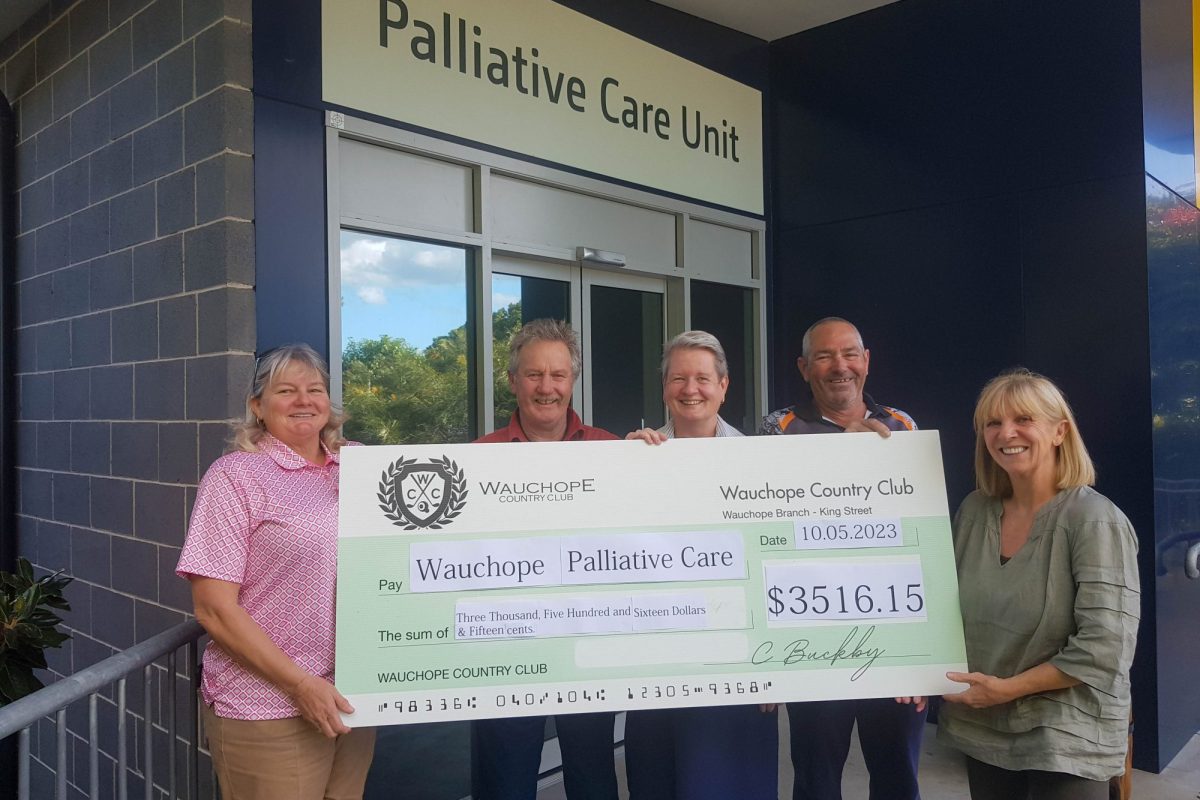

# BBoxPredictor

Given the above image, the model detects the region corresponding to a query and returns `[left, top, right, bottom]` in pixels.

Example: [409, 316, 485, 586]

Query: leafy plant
[0, 558, 72, 705]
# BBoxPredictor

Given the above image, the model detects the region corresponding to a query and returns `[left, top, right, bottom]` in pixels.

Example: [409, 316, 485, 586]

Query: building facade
[1, 0, 1197, 795]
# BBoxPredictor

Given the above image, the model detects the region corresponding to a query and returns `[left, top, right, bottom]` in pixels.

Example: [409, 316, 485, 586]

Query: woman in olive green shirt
[938, 369, 1139, 800]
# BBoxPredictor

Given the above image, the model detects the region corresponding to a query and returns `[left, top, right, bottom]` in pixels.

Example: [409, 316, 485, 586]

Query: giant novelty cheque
[336, 432, 967, 726]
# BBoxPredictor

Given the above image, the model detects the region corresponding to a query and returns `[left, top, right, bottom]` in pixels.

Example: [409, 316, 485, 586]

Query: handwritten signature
[750, 625, 885, 681]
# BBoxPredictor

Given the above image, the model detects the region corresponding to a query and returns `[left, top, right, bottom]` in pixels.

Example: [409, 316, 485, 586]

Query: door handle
[1187, 541, 1200, 580]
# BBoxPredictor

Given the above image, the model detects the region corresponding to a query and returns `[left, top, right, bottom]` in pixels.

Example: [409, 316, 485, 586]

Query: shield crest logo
[378, 455, 469, 530]
[398, 464, 451, 526]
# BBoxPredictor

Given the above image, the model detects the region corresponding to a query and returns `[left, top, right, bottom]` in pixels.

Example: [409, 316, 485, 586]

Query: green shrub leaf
[0, 558, 73, 705]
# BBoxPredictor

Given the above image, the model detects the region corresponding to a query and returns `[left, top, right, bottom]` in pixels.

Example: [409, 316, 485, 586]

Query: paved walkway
[535, 718, 1200, 799]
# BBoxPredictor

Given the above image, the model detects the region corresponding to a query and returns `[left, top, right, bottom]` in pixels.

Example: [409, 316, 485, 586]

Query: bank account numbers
[374, 680, 774, 719]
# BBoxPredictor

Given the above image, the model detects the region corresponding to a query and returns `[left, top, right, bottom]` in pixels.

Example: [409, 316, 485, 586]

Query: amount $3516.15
[764, 559, 926, 622]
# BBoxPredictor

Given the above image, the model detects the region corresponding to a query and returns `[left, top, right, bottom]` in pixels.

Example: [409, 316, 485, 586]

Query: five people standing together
[179, 316, 1139, 800]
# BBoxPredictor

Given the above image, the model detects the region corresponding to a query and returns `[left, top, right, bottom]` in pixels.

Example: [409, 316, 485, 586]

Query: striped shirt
[658, 415, 743, 438]
[758, 392, 916, 435]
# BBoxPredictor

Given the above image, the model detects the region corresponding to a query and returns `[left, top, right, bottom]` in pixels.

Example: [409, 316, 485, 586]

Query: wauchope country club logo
[377, 456, 468, 529]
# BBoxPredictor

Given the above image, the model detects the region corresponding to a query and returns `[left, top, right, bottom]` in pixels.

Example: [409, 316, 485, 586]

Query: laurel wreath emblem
[377, 456, 468, 530]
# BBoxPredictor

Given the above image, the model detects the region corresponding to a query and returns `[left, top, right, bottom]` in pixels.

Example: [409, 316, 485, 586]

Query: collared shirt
[476, 409, 619, 443]
[758, 391, 916, 435]
[658, 415, 743, 439]
[176, 435, 347, 720]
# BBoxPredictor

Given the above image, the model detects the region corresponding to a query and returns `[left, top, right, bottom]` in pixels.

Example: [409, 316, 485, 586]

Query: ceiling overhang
[648, 0, 899, 42]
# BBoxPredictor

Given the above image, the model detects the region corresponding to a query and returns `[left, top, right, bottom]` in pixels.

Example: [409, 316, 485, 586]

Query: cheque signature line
[748, 625, 890, 681]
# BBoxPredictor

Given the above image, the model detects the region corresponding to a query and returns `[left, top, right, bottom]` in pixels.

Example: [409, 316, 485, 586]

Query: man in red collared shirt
[471, 319, 618, 800]
[478, 319, 617, 445]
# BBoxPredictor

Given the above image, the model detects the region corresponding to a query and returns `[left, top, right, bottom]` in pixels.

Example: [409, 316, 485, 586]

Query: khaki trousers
[202, 703, 376, 800]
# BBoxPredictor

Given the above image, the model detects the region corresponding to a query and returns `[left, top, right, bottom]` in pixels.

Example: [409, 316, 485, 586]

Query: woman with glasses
[177, 344, 375, 799]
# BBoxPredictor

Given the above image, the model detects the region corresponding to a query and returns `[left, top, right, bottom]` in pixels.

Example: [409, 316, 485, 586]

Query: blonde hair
[973, 368, 1095, 497]
[232, 344, 347, 453]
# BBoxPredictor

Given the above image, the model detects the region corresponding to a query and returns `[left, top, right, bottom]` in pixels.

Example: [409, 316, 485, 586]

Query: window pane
[590, 285, 665, 435]
[339, 231, 474, 444]
[690, 280, 755, 433]
[492, 273, 571, 428]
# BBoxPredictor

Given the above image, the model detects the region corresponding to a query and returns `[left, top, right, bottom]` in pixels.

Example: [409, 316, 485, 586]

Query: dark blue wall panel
[252, 97, 328, 358]
[253, 0, 326, 356]
[770, 1, 1143, 232]
[253, 0, 321, 107]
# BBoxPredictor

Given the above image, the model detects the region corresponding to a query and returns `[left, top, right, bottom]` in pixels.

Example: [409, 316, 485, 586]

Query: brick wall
[0, 0, 254, 794]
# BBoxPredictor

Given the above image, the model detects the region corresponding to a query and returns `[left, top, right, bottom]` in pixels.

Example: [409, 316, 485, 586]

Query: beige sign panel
[323, 0, 765, 214]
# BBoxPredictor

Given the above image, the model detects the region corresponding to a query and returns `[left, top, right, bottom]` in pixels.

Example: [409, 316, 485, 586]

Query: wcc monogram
[378, 455, 468, 529]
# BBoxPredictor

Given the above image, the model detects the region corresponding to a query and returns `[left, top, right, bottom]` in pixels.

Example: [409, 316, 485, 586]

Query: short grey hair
[661, 330, 728, 381]
[801, 317, 864, 360]
[507, 318, 582, 379]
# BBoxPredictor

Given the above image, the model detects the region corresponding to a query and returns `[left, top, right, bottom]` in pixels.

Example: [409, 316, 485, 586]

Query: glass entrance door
[582, 271, 667, 435]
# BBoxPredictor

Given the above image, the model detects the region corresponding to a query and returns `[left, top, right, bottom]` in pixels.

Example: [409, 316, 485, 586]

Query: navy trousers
[471, 712, 618, 800]
[787, 698, 925, 800]
[626, 705, 779, 800]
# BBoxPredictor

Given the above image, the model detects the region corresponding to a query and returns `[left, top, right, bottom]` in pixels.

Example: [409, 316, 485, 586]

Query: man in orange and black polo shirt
[760, 316, 923, 800]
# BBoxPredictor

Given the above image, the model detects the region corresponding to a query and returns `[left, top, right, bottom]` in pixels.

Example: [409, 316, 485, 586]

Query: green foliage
[342, 334, 469, 444]
[0, 558, 73, 705]
[342, 302, 524, 444]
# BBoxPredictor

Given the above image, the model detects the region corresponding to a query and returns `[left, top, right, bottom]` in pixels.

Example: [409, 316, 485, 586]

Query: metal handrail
[0, 619, 207, 800]
[0, 620, 204, 739]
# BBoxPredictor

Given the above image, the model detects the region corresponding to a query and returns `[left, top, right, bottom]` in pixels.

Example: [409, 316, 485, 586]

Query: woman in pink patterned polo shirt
[177, 344, 375, 799]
